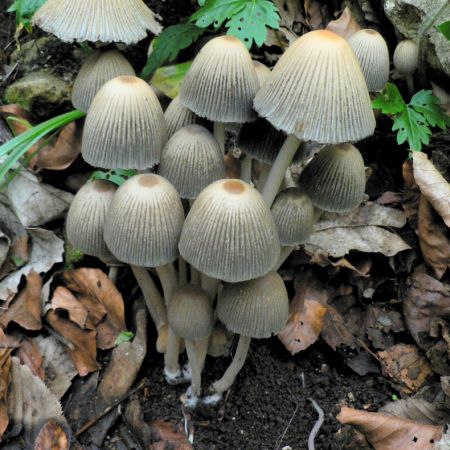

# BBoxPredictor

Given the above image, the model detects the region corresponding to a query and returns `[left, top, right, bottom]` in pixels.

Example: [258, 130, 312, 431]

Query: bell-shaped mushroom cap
[272, 188, 315, 245]
[179, 179, 280, 282]
[104, 174, 184, 267]
[32, 0, 162, 44]
[82, 75, 167, 169]
[237, 119, 286, 164]
[159, 125, 226, 199]
[253, 61, 271, 87]
[72, 49, 135, 113]
[393, 39, 418, 75]
[254, 30, 375, 144]
[164, 96, 205, 138]
[348, 29, 389, 92]
[66, 179, 117, 260]
[299, 143, 366, 213]
[167, 285, 214, 341]
[217, 272, 289, 339]
[179, 35, 260, 123]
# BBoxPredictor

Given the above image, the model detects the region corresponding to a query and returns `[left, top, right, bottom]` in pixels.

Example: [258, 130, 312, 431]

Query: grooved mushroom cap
[167, 285, 214, 340]
[253, 61, 271, 87]
[159, 125, 226, 199]
[179, 35, 260, 123]
[72, 49, 135, 113]
[32, 0, 162, 44]
[104, 174, 184, 267]
[272, 188, 315, 245]
[66, 180, 117, 260]
[81, 75, 167, 169]
[179, 179, 280, 282]
[348, 29, 389, 92]
[217, 272, 289, 338]
[237, 119, 286, 164]
[254, 30, 376, 143]
[299, 143, 366, 213]
[393, 39, 418, 75]
[164, 96, 205, 138]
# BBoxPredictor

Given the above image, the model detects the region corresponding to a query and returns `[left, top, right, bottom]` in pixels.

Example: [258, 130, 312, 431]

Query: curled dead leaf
[326, 7, 361, 39]
[34, 420, 69, 450]
[149, 420, 193, 450]
[51, 286, 89, 329]
[18, 338, 44, 381]
[304, 0, 325, 29]
[0, 349, 12, 440]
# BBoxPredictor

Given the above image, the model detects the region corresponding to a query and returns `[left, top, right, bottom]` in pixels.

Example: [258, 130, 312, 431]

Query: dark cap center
[223, 180, 245, 194]
[138, 174, 159, 188]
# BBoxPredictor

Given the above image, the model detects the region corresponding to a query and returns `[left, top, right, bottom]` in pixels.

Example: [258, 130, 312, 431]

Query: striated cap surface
[393, 39, 418, 75]
[164, 96, 205, 138]
[253, 61, 271, 87]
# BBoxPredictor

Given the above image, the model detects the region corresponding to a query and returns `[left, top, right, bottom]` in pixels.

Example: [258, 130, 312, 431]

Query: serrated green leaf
[151, 61, 192, 99]
[115, 331, 134, 346]
[409, 89, 450, 130]
[191, 0, 246, 29]
[372, 82, 406, 115]
[8, 0, 46, 27]
[393, 106, 431, 151]
[438, 21, 450, 41]
[141, 23, 205, 80]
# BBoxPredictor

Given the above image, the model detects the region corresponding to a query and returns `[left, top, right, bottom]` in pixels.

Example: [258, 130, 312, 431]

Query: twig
[275, 403, 300, 450]
[74, 378, 149, 437]
[308, 399, 324, 450]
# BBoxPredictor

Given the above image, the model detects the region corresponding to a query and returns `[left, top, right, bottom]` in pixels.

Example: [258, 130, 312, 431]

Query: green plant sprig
[91, 168, 137, 186]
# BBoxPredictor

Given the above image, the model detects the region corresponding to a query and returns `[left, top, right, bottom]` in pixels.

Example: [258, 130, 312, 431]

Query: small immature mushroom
[72, 49, 135, 113]
[82, 75, 166, 169]
[207, 324, 232, 358]
[348, 29, 390, 92]
[179, 35, 259, 153]
[32, 0, 162, 44]
[159, 125, 225, 199]
[252, 61, 271, 86]
[168, 285, 214, 405]
[393, 39, 418, 96]
[299, 143, 366, 213]
[164, 96, 205, 139]
[179, 179, 280, 282]
[210, 272, 289, 398]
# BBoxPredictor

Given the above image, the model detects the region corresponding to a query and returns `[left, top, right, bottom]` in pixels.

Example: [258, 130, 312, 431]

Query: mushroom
[252, 60, 271, 86]
[348, 29, 390, 92]
[168, 285, 214, 406]
[159, 125, 225, 200]
[393, 39, 418, 96]
[299, 143, 366, 213]
[32, 0, 162, 44]
[81, 75, 167, 169]
[207, 271, 289, 400]
[72, 49, 135, 113]
[164, 96, 206, 139]
[254, 29, 375, 206]
[179, 179, 280, 283]
[179, 35, 259, 153]
[103, 174, 186, 380]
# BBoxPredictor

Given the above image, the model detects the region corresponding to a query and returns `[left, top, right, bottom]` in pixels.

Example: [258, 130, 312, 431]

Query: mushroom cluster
[34, 1, 385, 407]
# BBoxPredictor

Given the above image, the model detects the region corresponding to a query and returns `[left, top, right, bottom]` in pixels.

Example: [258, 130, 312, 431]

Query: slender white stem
[179, 256, 187, 287]
[201, 273, 220, 301]
[406, 74, 415, 97]
[261, 135, 301, 207]
[212, 335, 251, 393]
[185, 338, 208, 398]
[240, 154, 252, 183]
[214, 121, 226, 154]
[108, 266, 118, 284]
[156, 263, 178, 305]
[274, 245, 296, 271]
[257, 163, 271, 192]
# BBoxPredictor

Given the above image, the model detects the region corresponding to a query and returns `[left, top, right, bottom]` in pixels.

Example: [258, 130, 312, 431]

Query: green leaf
[151, 61, 192, 99]
[8, 0, 46, 29]
[372, 82, 406, 115]
[438, 21, 450, 41]
[114, 331, 134, 346]
[409, 89, 450, 130]
[191, 0, 245, 29]
[141, 23, 205, 80]
[91, 169, 137, 186]
[393, 106, 431, 151]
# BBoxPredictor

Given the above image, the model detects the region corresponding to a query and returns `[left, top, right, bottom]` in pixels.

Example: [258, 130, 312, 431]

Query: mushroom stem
[261, 135, 301, 207]
[256, 163, 271, 192]
[108, 266, 119, 283]
[155, 263, 178, 304]
[185, 337, 209, 398]
[211, 335, 251, 393]
[240, 154, 252, 183]
[274, 245, 296, 271]
[191, 267, 201, 285]
[201, 273, 220, 301]
[214, 122, 226, 154]
[179, 256, 188, 287]
[406, 74, 415, 97]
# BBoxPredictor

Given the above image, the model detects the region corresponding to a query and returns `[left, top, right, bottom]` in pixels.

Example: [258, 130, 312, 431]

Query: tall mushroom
[393, 39, 418, 96]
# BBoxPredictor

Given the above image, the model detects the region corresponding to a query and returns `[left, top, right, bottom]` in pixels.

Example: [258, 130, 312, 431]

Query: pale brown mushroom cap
[393, 39, 418, 75]
[272, 188, 315, 245]
[82, 75, 167, 169]
[179, 35, 260, 123]
[217, 272, 289, 339]
[104, 174, 184, 267]
[179, 179, 280, 282]
[348, 29, 390, 92]
[164, 96, 205, 138]
[299, 143, 366, 212]
[72, 49, 135, 113]
[254, 30, 376, 143]
[159, 125, 226, 199]
[167, 285, 214, 341]
[66, 180, 117, 260]
[32, 0, 162, 44]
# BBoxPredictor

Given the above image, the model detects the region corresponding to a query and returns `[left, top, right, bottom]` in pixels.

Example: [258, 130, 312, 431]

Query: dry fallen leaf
[413, 152, 450, 228]
[149, 421, 193, 450]
[304, 0, 325, 29]
[321, 304, 356, 350]
[51, 286, 89, 329]
[17, 337, 44, 381]
[431, 82, 450, 115]
[34, 420, 70, 450]
[0, 349, 12, 440]
[337, 406, 442, 450]
[326, 7, 361, 39]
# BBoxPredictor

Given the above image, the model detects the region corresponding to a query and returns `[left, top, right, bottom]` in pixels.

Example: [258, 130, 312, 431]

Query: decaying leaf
[0, 271, 42, 331]
[0, 231, 10, 269]
[413, 152, 450, 228]
[51, 286, 89, 329]
[325, 7, 361, 39]
[418, 196, 450, 279]
[0, 350, 12, 440]
[17, 338, 44, 381]
[278, 272, 328, 354]
[431, 82, 450, 115]
[304, 0, 325, 29]
[273, 0, 304, 29]
[34, 420, 69, 450]
[321, 304, 356, 350]
[378, 344, 433, 393]
[149, 421, 193, 450]
[337, 406, 442, 450]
